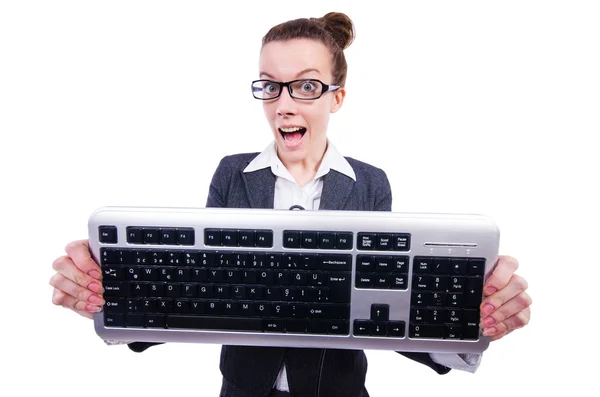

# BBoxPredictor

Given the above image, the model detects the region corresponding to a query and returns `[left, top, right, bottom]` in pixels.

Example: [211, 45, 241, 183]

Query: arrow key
[371, 303, 389, 321]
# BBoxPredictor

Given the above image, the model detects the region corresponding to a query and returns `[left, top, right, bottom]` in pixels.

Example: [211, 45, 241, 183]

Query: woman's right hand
[50, 239, 105, 319]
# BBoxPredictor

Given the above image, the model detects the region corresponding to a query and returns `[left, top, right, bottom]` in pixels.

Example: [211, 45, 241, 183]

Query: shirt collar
[243, 140, 356, 183]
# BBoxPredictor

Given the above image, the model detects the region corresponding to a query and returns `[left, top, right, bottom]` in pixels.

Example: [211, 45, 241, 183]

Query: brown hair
[262, 12, 355, 87]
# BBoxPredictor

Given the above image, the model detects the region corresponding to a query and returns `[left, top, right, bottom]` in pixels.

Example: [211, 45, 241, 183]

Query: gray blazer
[205, 152, 392, 211]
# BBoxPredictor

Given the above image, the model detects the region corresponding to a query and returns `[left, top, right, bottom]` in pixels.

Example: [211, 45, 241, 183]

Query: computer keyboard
[89, 206, 500, 354]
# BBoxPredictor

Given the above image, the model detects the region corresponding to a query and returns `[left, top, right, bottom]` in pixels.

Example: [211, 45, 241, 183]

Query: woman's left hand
[479, 255, 532, 341]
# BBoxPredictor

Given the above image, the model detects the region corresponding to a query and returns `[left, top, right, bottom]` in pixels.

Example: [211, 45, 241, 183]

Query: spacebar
[167, 315, 263, 331]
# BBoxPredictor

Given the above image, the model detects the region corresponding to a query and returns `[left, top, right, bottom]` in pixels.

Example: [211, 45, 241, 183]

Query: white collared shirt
[243, 140, 356, 210]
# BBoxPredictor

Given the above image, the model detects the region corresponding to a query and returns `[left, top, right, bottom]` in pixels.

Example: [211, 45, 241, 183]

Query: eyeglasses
[251, 79, 340, 100]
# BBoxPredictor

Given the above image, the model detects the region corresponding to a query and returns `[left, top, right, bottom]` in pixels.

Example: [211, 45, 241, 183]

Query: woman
[50, 12, 532, 397]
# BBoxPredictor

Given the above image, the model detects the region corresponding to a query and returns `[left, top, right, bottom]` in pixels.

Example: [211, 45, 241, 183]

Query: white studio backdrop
[1, 1, 598, 396]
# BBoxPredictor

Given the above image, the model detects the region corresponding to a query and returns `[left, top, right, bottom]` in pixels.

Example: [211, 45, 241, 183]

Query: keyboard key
[204, 229, 221, 246]
[177, 228, 195, 245]
[301, 232, 317, 248]
[168, 315, 263, 331]
[392, 234, 411, 251]
[99, 226, 117, 244]
[256, 230, 273, 247]
[161, 228, 177, 245]
[357, 233, 376, 250]
[283, 231, 301, 248]
[318, 232, 335, 249]
[143, 229, 160, 244]
[126, 227, 144, 244]
[370, 304, 389, 321]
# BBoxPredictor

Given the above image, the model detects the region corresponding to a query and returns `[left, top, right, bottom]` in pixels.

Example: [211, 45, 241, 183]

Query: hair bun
[319, 12, 355, 50]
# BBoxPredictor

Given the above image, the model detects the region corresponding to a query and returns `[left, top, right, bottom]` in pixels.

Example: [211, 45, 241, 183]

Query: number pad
[409, 256, 485, 341]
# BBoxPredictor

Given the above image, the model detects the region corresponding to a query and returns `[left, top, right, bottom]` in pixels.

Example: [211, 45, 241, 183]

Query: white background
[1, 0, 598, 396]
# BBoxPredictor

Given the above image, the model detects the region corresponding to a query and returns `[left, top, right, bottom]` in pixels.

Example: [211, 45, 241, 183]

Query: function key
[357, 233, 376, 250]
[318, 232, 335, 249]
[99, 226, 117, 244]
[335, 232, 353, 250]
[126, 227, 144, 244]
[376, 234, 393, 250]
[204, 229, 221, 246]
[143, 228, 160, 244]
[256, 230, 273, 248]
[161, 228, 177, 245]
[177, 228, 195, 245]
[221, 230, 238, 247]
[301, 232, 317, 249]
[283, 231, 301, 248]
[239, 230, 256, 247]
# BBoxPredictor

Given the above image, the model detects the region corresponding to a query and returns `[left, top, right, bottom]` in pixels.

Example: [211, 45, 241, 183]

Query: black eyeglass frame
[251, 79, 341, 100]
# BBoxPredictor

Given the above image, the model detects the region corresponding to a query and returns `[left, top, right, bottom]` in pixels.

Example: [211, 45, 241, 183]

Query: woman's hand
[480, 255, 532, 341]
[50, 239, 105, 319]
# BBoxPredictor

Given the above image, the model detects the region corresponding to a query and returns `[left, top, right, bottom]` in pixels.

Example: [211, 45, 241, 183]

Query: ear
[330, 88, 346, 113]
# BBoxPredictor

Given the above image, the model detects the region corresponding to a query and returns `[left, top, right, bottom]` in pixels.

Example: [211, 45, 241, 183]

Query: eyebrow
[259, 68, 321, 79]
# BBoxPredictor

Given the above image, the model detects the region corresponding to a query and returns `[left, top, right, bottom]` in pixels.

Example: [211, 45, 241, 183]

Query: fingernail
[88, 295, 105, 305]
[482, 317, 495, 327]
[89, 270, 102, 280]
[88, 282, 104, 294]
[483, 327, 497, 336]
[481, 303, 495, 317]
[485, 286, 497, 295]
[86, 304, 102, 312]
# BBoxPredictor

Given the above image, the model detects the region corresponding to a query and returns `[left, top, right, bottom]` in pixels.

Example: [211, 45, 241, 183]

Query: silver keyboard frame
[89, 206, 500, 354]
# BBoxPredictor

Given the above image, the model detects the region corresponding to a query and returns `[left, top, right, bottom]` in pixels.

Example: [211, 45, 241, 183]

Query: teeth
[280, 127, 304, 133]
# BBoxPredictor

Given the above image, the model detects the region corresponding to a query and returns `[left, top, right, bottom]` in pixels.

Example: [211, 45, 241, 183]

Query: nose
[276, 87, 297, 117]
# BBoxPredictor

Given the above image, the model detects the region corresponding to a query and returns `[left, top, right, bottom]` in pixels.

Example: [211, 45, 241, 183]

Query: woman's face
[258, 38, 345, 165]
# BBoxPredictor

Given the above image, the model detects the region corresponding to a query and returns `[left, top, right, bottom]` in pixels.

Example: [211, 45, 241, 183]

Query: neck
[278, 140, 328, 188]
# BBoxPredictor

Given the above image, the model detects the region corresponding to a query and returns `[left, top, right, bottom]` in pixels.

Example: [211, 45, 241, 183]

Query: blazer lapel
[241, 167, 276, 209]
[319, 170, 355, 210]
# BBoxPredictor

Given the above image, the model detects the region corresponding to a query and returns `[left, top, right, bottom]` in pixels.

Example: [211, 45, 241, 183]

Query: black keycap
[167, 316, 263, 331]
[238, 230, 255, 247]
[371, 304, 389, 321]
[99, 226, 117, 244]
[301, 232, 317, 249]
[126, 313, 145, 327]
[388, 321, 405, 337]
[256, 230, 273, 247]
[371, 322, 387, 336]
[143, 229, 160, 244]
[468, 258, 486, 275]
[204, 229, 221, 246]
[318, 232, 335, 249]
[376, 233, 393, 250]
[161, 228, 177, 245]
[177, 228, 195, 245]
[263, 318, 286, 332]
[392, 233, 411, 251]
[104, 313, 125, 327]
[335, 232, 353, 250]
[357, 233, 376, 250]
[353, 320, 371, 335]
[126, 227, 144, 244]
[328, 320, 349, 335]
[283, 231, 301, 248]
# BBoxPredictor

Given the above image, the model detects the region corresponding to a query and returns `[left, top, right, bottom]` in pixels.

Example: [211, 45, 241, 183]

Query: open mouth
[279, 127, 307, 143]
